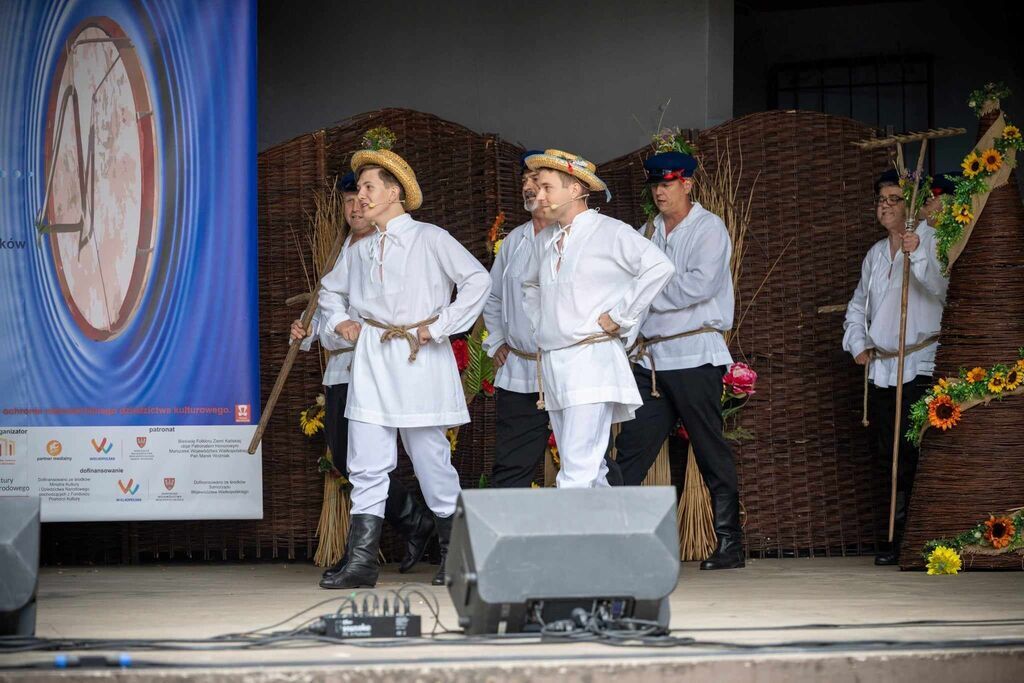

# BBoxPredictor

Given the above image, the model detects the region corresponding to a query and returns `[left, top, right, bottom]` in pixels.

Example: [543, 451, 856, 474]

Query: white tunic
[299, 236, 356, 387]
[843, 221, 948, 387]
[482, 220, 543, 393]
[522, 209, 675, 423]
[639, 203, 734, 371]
[318, 214, 490, 427]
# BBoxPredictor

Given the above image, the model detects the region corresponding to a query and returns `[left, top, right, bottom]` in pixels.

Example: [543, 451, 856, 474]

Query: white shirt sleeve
[655, 221, 729, 309]
[481, 237, 509, 358]
[606, 229, 675, 334]
[521, 235, 542, 337]
[426, 232, 491, 341]
[843, 251, 872, 359]
[318, 249, 353, 335]
[908, 231, 949, 301]
[296, 309, 321, 351]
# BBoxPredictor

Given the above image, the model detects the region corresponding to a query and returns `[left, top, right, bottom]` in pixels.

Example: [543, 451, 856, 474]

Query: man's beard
[523, 193, 538, 213]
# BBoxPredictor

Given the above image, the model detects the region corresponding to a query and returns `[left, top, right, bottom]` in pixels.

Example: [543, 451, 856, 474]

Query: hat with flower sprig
[350, 126, 423, 211]
[524, 149, 611, 201]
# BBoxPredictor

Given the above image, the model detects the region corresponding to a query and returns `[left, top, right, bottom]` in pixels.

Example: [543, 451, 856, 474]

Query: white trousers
[548, 402, 614, 488]
[347, 420, 461, 518]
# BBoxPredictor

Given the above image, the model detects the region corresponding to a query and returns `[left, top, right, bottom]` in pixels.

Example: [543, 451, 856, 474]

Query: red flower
[481, 379, 495, 396]
[451, 339, 470, 372]
[723, 362, 757, 397]
[547, 432, 557, 448]
[674, 422, 689, 440]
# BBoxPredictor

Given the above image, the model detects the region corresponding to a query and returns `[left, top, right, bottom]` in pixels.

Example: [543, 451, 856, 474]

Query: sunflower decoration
[981, 148, 1003, 173]
[966, 366, 988, 383]
[492, 239, 503, 256]
[446, 427, 459, 454]
[983, 515, 1017, 549]
[1005, 367, 1022, 391]
[927, 394, 961, 431]
[299, 394, 327, 437]
[961, 152, 984, 178]
[926, 545, 961, 576]
[987, 372, 1007, 393]
[1003, 124, 1022, 142]
[1016, 358, 1024, 373]
[932, 377, 951, 396]
[950, 203, 973, 226]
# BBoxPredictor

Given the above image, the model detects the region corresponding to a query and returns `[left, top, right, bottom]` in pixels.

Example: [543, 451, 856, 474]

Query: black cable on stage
[2, 589, 1023, 659]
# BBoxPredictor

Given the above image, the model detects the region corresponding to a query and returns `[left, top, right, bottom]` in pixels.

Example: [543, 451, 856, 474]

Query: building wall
[258, 0, 735, 162]
[734, 0, 1024, 172]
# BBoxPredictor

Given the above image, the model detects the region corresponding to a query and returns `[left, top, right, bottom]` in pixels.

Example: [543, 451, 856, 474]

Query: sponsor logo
[234, 404, 251, 423]
[91, 437, 114, 454]
[0, 436, 15, 457]
[46, 440, 63, 457]
[117, 478, 140, 495]
[163, 477, 175, 491]
[136, 436, 148, 448]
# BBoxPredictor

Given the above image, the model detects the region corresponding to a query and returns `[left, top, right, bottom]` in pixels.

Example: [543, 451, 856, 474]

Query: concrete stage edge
[2, 558, 1022, 682]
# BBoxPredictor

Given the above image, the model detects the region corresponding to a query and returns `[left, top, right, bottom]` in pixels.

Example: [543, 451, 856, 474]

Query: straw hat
[525, 149, 608, 196]
[350, 127, 423, 211]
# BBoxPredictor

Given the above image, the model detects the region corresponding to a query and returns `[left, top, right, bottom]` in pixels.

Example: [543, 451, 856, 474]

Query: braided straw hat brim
[351, 149, 423, 211]
[525, 151, 608, 193]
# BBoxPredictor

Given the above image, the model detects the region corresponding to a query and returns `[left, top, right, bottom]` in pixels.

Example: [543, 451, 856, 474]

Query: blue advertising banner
[0, 0, 261, 521]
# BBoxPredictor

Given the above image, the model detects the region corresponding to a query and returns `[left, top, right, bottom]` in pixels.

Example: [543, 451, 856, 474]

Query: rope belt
[628, 327, 723, 398]
[535, 332, 620, 410]
[860, 335, 939, 426]
[507, 346, 539, 361]
[363, 315, 440, 363]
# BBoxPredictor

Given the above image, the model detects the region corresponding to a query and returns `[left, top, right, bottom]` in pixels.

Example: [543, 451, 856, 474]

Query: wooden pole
[887, 138, 929, 542]
[853, 125, 964, 544]
[248, 218, 349, 454]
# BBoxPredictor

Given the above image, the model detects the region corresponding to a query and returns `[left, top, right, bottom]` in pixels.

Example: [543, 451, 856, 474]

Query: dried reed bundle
[300, 180, 351, 566]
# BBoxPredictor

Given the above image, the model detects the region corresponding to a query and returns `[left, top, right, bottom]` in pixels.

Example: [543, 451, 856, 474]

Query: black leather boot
[320, 514, 382, 589]
[385, 487, 436, 574]
[431, 513, 454, 586]
[321, 550, 349, 579]
[700, 494, 745, 570]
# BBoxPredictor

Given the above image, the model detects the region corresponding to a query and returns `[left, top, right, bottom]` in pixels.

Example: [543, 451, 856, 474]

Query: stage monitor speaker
[446, 487, 679, 635]
[0, 497, 40, 636]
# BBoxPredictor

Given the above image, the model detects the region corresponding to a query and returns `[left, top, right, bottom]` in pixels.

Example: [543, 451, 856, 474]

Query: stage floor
[2, 557, 1023, 681]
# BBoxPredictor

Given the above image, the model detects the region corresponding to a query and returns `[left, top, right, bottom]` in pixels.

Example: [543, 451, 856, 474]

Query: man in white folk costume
[613, 151, 745, 571]
[290, 172, 436, 588]
[521, 149, 674, 488]
[483, 151, 621, 487]
[317, 135, 490, 588]
[843, 168, 950, 566]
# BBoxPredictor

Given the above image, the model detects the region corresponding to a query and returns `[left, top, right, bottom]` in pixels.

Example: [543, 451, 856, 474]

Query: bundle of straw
[297, 180, 353, 567]
[313, 466, 351, 567]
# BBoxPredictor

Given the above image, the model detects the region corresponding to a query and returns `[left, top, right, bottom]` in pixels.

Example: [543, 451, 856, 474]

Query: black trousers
[867, 375, 931, 540]
[324, 383, 409, 519]
[614, 364, 737, 497]
[490, 387, 622, 487]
